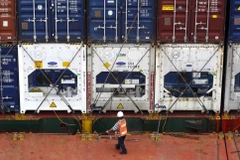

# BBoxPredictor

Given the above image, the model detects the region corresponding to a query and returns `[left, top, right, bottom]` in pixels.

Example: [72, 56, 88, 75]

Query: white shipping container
[18, 43, 86, 113]
[155, 44, 223, 113]
[88, 44, 155, 113]
[224, 44, 240, 112]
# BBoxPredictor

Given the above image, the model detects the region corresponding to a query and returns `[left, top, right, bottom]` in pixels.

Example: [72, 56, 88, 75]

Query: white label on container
[108, 10, 113, 16]
[3, 21, 8, 27]
[107, 0, 114, 3]
[38, 5, 43, 10]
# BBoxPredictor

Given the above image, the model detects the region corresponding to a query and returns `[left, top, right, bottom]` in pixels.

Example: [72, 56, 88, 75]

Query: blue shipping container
[88, 0, 156, 43]
[228, 0, 240, 42]
[18, 0, 85, 42]
[0, 44, 20, 113]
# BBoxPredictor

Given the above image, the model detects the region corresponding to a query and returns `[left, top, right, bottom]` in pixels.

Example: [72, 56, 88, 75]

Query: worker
[106, 111, 127, 155]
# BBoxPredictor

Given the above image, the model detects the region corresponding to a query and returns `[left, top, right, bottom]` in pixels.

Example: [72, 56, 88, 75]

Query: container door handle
[172, 0, 177, 42]
[125, 0, 128, 42]
[115, 0, 118, 42]
[184, 0, 189, 42]
[103, 0, 106, 42]
[205, 0, 210, 42]
[194, 0, 198, 42]
[54, 0, 58, 42]
[45, 0, 49, 42]
[136, 0, 140, 43]
[66, 0, 70, 42]
[33, 0, 37, 42]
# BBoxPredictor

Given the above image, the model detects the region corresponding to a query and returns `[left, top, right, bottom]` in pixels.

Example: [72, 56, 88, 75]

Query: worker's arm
[106, 128, 113, 133]
[106, 122, 119, 133]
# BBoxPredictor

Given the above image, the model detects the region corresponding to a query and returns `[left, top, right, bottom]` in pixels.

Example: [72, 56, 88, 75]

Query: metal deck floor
[0, 133, 229, 160]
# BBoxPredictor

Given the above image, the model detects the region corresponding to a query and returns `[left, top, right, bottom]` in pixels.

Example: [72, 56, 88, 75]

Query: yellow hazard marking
[238, 6, 240, 11]
[212, 15, 217, 18]
[50, 102, 57, 108]
[162, 5, 174, 11]
[62, 61, 70, 67]
[104, 62, 111, 68]
[117, 103, 124, 109]
[34, 61, 42, 68]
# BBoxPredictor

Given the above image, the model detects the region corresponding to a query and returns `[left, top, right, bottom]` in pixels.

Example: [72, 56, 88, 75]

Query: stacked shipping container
[17, 0, 87, 113]
[0, 0, 230, 115]
[154, 0, 225, 113]
[0, 0, 19, 113]
[224, 1, 240, 113]
[87, 0, 156, 113]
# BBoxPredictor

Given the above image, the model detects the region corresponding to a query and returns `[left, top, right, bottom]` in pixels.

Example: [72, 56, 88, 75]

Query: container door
[88, 0, 121, 42]
[18, 0, 51, 42]
[190, 0, 225, 43]
[0, 44, 19, 113]
[224, 44, 240, 112]
[228, 1, 240, 43]
[122, 0, 156, 43]
[0, 0, 16, 42]
[157, 0, 190, 43]
[51, 0, 84, 42]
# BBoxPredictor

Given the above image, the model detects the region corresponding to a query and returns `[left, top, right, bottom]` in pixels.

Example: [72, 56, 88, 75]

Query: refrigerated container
[87, 0, 156, 43]
[228, 1, 240, 43]
[18, 0, 85, 42]
[157, 0, 226, 43]
[18, 43, 86, 113]
[224, 44, 240, 112]
[88, 44, 155, 113]
[155, 44, 223, 113]
[0, 0, 16, 42]
[0, 44, 20, 112]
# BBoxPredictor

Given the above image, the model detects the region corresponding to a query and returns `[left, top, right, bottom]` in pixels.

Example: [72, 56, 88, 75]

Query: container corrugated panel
[224, 44, 240, 112]
[18, 44, 86, 113]
[155, 44, 223, 113]
[88, 0, 156, 43]
[0, 44, 20, 112]
[18, 0, 85, 42]
[157, 0, 226, 43]
[87, 44, 155, 113]
[228, 1, 240, 43]
[0, 0, 16, 42]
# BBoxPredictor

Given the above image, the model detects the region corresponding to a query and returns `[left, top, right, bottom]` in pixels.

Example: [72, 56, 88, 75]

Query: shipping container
[18, 43, 86, 113]
[228, 1, 240, 43]
[18, 0, 85, 42]
[224, 44, 240, 112]
[87, 0, 156, 43]
[0, 44, 20, 112]
[155, 44, 223, 113]
[88, 44, 155, 113]
[0, 0, 16, 42]
[157, 0, 226, 43]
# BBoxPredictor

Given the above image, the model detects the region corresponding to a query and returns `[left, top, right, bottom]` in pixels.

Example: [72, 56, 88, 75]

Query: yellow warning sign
[104, 62, 111, 68]
[162, 5, 174, 11]
[238, 6, 240, 11]
[34, 61, 42, 68]
[117, 103, 124, 109]
[62, 61, 70, 67]
[50, 102, 57, 108]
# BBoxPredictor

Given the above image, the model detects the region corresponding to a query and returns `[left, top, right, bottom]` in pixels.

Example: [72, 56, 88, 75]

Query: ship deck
[0, 133, 231, 160]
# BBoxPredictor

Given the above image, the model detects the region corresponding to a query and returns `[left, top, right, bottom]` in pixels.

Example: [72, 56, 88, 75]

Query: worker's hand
[106, 130, 109, 133]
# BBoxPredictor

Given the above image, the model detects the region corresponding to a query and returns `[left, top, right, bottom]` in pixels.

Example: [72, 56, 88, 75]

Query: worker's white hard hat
[117, 111, 124, 117]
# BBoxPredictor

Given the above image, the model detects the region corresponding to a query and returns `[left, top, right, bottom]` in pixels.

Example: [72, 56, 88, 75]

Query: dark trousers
[117, 135, 127, 153]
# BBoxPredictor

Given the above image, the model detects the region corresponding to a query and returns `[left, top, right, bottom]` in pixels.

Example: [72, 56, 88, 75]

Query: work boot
[119, 151, 127, 155]
[116, 144, 120, 150]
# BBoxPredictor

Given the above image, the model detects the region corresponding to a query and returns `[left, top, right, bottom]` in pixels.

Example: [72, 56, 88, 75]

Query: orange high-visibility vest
[118, 119, 127, 136]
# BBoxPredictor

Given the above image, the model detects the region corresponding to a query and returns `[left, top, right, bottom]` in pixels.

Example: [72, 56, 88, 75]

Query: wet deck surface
[0, 133, 229, 160]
